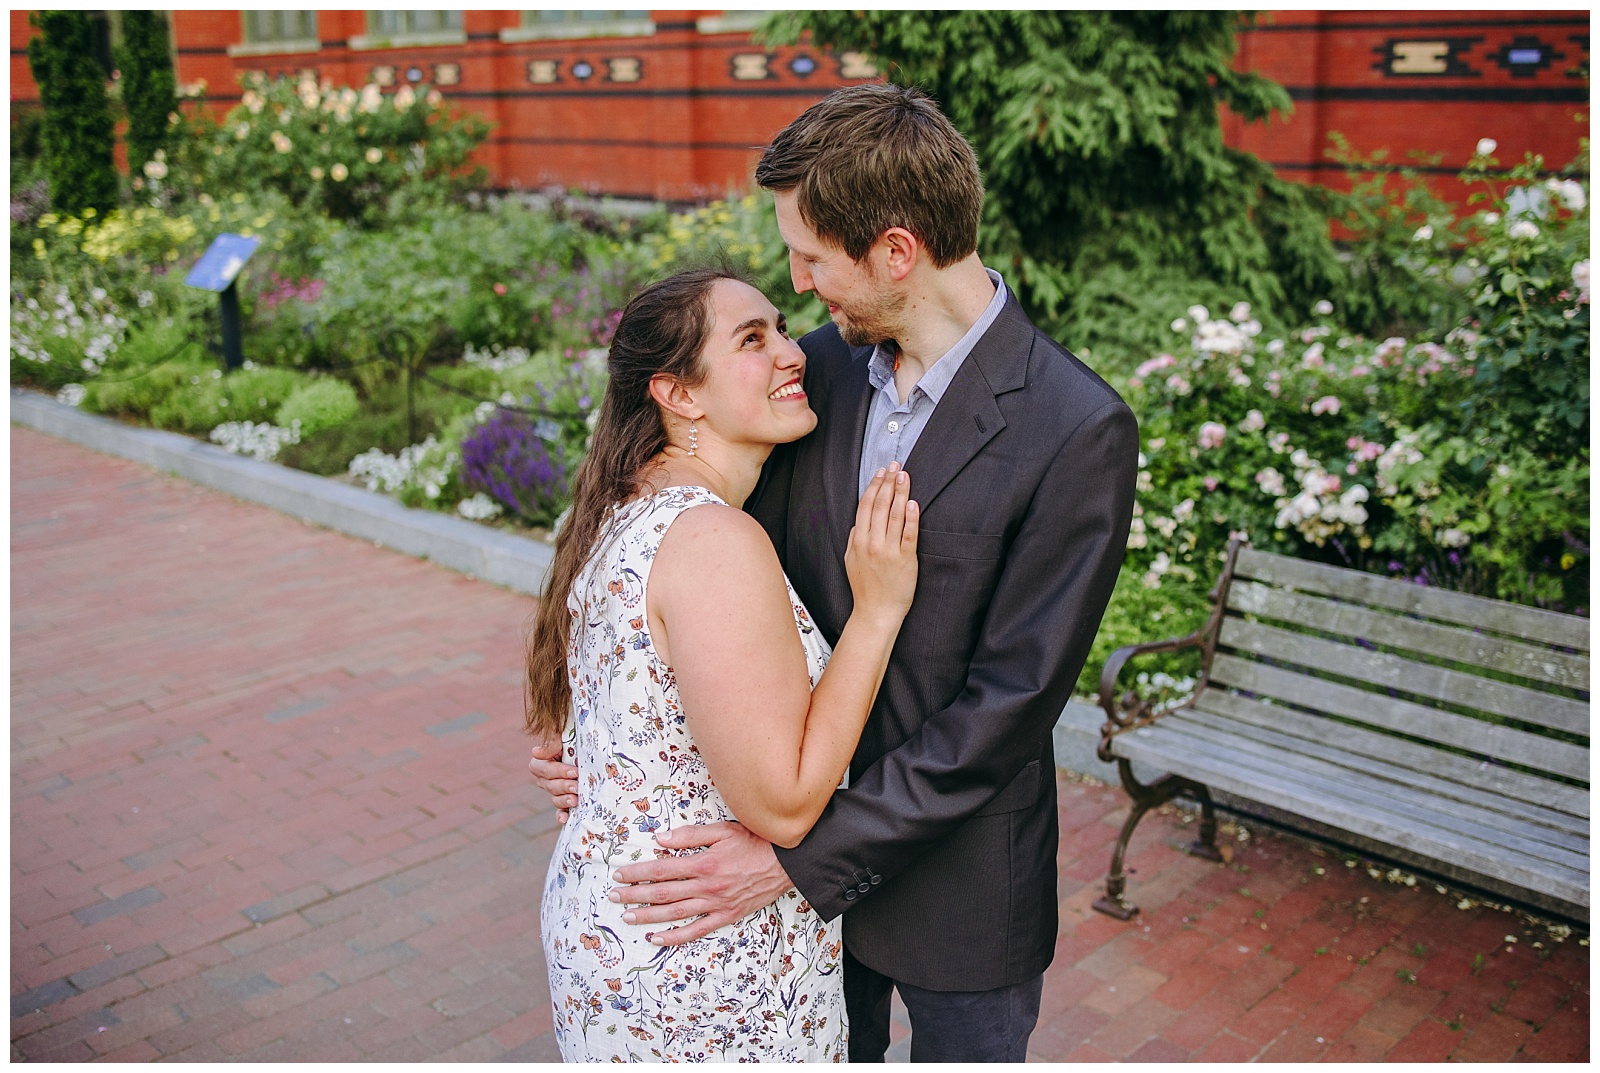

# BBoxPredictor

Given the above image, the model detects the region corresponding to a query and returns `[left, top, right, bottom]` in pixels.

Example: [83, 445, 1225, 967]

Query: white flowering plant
[197, 72, 490, 226]
[348, 436, 463, 510]
[1106, 151, 1589, 692]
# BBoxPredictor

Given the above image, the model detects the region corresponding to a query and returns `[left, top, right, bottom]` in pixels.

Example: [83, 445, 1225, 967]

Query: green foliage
[27, 11, 118, 216]
[642, 191, 826, 336]
[276, 377, 359, 436]
[761, 11, 1353, 359]
[146, 364, 305, 434]
[115, 11, 177, 174]
[198, 73, 490, 226]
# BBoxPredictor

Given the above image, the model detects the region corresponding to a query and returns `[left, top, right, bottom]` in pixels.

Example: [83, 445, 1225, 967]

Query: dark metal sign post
[184, 233, 261, 371]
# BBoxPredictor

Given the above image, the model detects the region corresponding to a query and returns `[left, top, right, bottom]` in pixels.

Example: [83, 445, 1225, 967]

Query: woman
[528, 267, 919, 1061]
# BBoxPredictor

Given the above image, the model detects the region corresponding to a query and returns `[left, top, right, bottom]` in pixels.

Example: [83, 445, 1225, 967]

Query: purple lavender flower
[460, 409, 567, 524]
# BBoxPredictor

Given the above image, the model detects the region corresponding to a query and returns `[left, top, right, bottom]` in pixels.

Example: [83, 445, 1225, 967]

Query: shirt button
[886, 420, 900, 433]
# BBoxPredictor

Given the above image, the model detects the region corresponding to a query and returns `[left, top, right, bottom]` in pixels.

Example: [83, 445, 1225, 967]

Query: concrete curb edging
[11, 389, 556, 597]
[12, 388, 1123, 781]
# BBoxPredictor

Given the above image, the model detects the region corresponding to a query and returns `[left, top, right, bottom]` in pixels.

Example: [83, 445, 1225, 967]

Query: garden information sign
[185, 233, 261, 370]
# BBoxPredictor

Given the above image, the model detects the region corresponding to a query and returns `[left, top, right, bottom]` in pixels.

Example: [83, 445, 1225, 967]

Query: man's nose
[788, 252, 813, 294]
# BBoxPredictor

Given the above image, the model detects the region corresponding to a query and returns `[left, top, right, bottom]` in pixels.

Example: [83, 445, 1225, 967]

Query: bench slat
[1216, 618, 1591, 739]
[1115, 727, 1590, 907]
[1233, 547, 1590, 652]
[1176, 708, 1590, 859]
[1228, 580, 1589, 691]
[1208, 652, 1591, 781]
[1190, 688, 1591, 819]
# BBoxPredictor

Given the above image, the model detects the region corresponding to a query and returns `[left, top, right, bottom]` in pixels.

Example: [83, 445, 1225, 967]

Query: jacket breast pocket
[915, 528, 1003, 562]
[975, 759, 1042, 816]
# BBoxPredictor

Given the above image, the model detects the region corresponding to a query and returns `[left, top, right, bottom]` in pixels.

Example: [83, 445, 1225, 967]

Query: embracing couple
[526, 84, 1138, 1062]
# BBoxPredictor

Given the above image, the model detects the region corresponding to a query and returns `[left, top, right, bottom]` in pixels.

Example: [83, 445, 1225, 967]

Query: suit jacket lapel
[821, 346, 874, 562]
[902, 296, 1034, 511]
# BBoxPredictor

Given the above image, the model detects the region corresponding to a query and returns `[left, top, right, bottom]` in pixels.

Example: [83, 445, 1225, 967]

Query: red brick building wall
[10, 11, 1590, 204]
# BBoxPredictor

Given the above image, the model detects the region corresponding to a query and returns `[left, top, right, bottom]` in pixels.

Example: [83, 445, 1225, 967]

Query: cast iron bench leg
[1094, 759, 1223, 919]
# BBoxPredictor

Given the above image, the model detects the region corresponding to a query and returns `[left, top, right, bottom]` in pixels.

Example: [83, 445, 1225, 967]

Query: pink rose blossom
[1311, 395, 1341, 416]
[1197, 422, 1227, 450]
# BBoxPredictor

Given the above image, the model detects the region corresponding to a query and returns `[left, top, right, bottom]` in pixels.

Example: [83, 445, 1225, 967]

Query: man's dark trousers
[844, 950, 1043, 1062]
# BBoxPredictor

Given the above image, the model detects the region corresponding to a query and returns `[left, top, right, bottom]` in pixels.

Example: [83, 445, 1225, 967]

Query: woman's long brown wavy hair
[525, 267, 743, 743]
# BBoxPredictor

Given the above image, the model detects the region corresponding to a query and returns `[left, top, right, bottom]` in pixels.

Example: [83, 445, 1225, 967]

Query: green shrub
[276, 377, 358, 436]
[115, 11, 177, 175]
[27, 11, 117, 216]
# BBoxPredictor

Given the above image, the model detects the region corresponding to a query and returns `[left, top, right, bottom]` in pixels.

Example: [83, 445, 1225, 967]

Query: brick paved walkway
[11, 426, 1590, 1062]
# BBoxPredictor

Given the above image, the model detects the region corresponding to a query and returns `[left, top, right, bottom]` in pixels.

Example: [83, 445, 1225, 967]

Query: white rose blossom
[1476, 137, 1497, 157]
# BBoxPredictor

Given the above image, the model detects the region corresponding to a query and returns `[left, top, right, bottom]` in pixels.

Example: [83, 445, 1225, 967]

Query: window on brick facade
[527, 11, 650, 25]
[369, 11, 464, 36]
[242, 11, 318, 45]
[502, 10, 655, 42]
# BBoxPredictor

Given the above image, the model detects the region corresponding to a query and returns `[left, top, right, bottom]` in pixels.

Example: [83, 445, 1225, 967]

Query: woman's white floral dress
[542, 486, 846, 1062]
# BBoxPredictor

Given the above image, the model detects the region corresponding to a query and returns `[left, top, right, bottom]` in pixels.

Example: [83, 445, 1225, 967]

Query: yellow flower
[82, 207, 97, 219]
[1561, 553, 1576, 570]
[37, 213, 58, 228]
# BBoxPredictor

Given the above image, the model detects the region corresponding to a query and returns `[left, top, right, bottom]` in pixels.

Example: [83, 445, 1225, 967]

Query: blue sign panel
[184, 233, 261, 292]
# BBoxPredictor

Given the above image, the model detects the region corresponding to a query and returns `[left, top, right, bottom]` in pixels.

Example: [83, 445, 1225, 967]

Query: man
[531, 84, 1137, 1061]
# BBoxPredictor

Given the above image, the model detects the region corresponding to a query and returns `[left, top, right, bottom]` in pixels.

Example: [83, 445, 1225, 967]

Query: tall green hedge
[116, 10, 177, 175]
[26, 11, 118, 215]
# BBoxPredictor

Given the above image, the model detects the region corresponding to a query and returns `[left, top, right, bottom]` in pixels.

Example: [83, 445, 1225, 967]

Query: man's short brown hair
[755, 84, 983, 269]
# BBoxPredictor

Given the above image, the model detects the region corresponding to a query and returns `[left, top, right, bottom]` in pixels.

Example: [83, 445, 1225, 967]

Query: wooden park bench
[1093, 540, 1590, 923]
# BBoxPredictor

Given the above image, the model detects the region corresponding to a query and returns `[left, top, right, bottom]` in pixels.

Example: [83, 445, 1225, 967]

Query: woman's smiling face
[691, 278, 816, 447]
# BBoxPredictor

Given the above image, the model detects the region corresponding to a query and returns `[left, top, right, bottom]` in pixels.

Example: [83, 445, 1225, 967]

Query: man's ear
[648, 373, 702, 422]
[878, 226, 920, 283]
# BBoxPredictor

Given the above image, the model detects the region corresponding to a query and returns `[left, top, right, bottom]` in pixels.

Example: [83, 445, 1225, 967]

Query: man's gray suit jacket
[747, 295, 1138, 993]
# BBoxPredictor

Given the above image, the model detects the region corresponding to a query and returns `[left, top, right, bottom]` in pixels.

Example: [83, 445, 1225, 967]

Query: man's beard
[827, 285, 905, 348]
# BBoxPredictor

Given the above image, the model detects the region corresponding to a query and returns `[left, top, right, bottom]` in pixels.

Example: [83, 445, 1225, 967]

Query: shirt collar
[866, 268, 1008, 404]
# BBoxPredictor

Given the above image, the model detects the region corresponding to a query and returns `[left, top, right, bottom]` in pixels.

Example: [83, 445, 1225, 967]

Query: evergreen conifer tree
[27, 11, 118, 215]
[116, 10, 177, 175]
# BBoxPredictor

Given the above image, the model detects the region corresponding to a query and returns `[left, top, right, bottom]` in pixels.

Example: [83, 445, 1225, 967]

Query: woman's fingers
[855, 467, 886, 535]
[886, 467, 909, 543]
[869, 462, 899, 541]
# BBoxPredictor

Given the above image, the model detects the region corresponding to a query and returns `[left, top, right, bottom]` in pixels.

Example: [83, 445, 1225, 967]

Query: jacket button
[843, 888, 858, 902]
[857, 881, 871, 894]
[869, 874, 882, 886]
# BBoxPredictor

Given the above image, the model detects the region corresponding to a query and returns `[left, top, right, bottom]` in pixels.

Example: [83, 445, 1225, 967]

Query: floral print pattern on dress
[542, 485, 844, 1062]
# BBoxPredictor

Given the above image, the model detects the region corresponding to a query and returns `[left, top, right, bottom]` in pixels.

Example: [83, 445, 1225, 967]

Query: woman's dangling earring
[687, 420, 698, 458]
